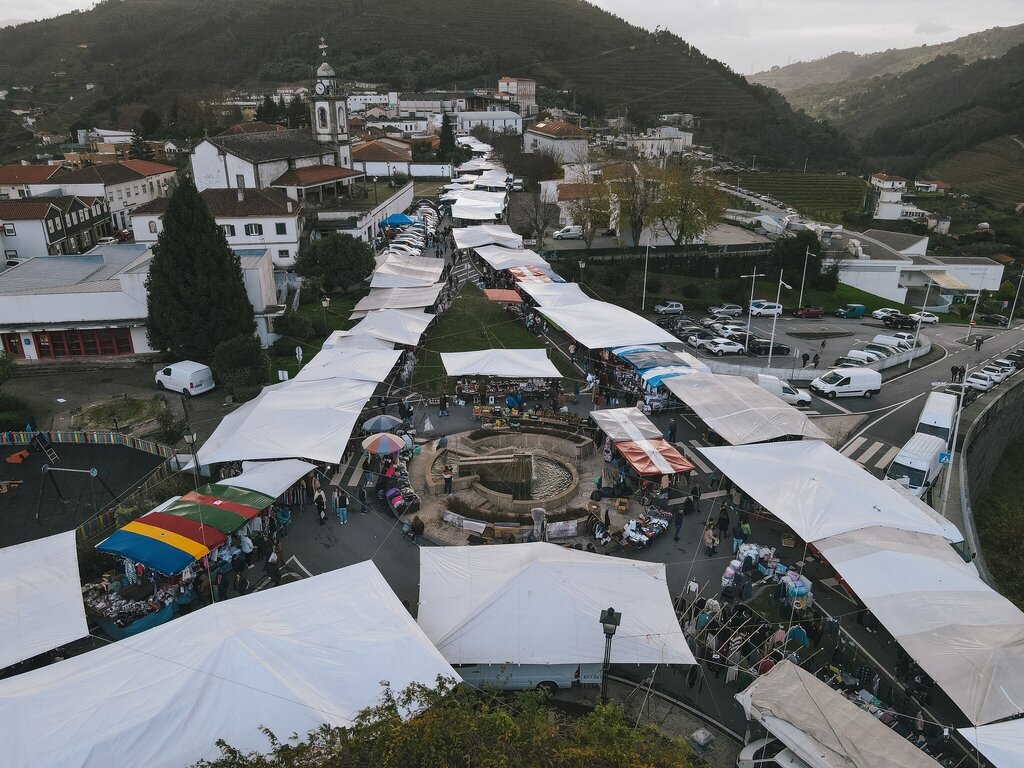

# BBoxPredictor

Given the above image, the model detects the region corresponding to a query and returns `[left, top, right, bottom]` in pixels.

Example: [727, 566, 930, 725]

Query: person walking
[358, 485, 368, 514]
[314, 487, 327, 526]
[672, 505, 684, 542]
[335, 487, 348, 525]
[732, 521, 746, 555]
[801, 352, 810, 368]
[442, 464, 453, 495]
[568, 341, 577, 363]
[411, 515, 425, 545]
[667, 418, 677, 443]
[692, 483, 702, 504]
[960, 365, 967, 382]
[820, 339, 826, 350]
[239, 533, 254, 567]
[266, 550, 282, 586]
[682, 493, 695, 516]
[812, 353, 820, 369]
[439, 392, 448, 417]
[573, 380, 580, 405]
[716, 507, 731, 542]
[951, 364, 958, 382]
[437, 433, 448, 450]
[703, 524, 718, 557]
[975, 336, 983, 351]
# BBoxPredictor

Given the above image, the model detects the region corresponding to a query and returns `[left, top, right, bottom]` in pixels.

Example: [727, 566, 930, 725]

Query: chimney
[236, 187, 244, 203]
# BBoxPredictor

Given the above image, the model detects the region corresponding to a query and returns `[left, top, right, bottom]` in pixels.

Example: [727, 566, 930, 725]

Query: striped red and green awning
[161, 483, 276, 533]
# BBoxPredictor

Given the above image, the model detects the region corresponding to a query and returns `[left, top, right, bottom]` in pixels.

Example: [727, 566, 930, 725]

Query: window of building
[117, 189, 123, 199]
[149, 182, 155, 194]
[318, 107, 328, 128]
[108, 193, 114, 202]
[135, 186, 141, 196]
[222, 224, 236, 237]
[275, 222, 287, 235]
[245, 223, 263, 236]
[235, 174, 245, 189]
[148, 221, 158, 233]
[2, 223, 14, 236]
[4, 250, 17, 260]
[54, 218, 62, 231]
[47, 220, 54, 233]
[278, 249, 290, 259]
[65, 215, 72, 227]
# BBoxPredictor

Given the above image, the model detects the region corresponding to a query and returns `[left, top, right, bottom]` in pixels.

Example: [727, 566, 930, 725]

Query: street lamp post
[599, 607, 621, 704]
[321, 296, 330, 330]
[767, 270, 792, 368]
[796, 247, 813, 311]
[578, 259, 586, 284]
[642, 237, 654, 311]
[933, 379, 969, 531]
[372, 176, 379, 206]
[1008, 270, 1024, 328]
[741, 270, 765, 352]
[909, 278, 934, 370]
[966, 289, 982, 343]
[185, 431, 201, 489]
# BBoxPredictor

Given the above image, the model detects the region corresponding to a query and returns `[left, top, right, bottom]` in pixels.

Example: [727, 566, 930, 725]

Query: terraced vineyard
[730, 172, 868, 219]
[928, 136, 1024, 207]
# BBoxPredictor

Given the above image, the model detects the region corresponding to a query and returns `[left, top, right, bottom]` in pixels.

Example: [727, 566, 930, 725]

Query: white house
[524, 120, 587, 161]
[497, 77, 537, 115]
[455, 111, 523, 135]
[914, 180, 951, 194]
[870, 173, 907, 191]
[0, 243, 284, 360]
[346, 91, 392, 113]
[397, 92, 466, 118]
[26, 160, 178, 232]
[870, 172, 930, 221]
[0, 162, 65, 200]
[132, 188, 304, 269]
[1, 195, 110, 261]
[626, 126, 693, 158]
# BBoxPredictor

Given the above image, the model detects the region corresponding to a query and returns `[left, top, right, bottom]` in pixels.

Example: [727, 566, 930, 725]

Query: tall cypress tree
[437, 113, 455, 160]
[145, 176, 256, 360]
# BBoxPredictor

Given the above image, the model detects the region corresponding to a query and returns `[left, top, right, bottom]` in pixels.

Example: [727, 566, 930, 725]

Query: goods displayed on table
[83, 577, 178, 629]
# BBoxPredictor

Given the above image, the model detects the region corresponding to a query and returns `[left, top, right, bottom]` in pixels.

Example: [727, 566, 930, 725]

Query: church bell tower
[310, 38, 351, 167]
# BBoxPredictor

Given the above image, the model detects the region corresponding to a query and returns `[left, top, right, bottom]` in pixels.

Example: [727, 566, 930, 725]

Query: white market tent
[0, 531, 88, 670]
[418, 542, 695, 666]
[451, 201, 501, 222]
[960, 721, 1024, 768]
[345, 309, 435, 347]
[321, 330, 397, 351]
[196, 378, 378, 465]
[227, 459, 318, 498]
[0, 561, 459, 768]
[370, 253, 444, 288]
[536, 301, 677, 349]
[816, 526, 1024, 725]
[697, 441, 955, 543]
[589, 407, 664, 443]
[440, 349, 561, 379]
[294, 348, 402, 383]
[452, 224, 523, 250]
[351, 284, 444, 317]
[518, 281, 591, 307]
[662, 373, 829, 445]
[883, 478, 964, 544]
[736, 660, 942, 768]
[474, 245, 549, 272]
[440, 188, 507, 207]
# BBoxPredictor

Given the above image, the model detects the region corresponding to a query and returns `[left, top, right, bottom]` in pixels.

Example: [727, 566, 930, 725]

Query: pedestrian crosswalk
[841, 437, 900, 471]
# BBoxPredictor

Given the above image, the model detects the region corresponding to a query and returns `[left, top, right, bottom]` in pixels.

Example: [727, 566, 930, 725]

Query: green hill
[0, 0, 854, 169]
[929, 136, 1024, 207]
[729, 172, 867, 220]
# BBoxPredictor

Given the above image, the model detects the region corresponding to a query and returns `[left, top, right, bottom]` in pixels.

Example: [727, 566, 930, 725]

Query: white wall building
[626, 126, 693, 158]
[0, 243, 284, 360]
[456, 111, 523, 135]
[497, 77, 537, 115]
[0, 163, 65, 200]
[524, 120, 587, 161]
[132, 188, 303, 269]
[346, 92, 392, 113]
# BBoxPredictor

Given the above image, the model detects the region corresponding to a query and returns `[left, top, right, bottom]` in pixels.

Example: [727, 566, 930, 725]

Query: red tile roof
[120, 159, 178, 177]
[217, 121, 288, 136]
[0, 199, 57, 220]
[351, 139, 412, 163]
[527, 120, 586, 138]
[0, 164, 64, 185]
[872, 172, 907, 182]
[271, 164, 363, 187]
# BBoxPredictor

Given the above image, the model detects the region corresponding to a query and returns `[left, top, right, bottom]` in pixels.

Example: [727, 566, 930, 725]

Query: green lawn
[70, 396, 164, 430]
[974, 437, 1024, 609]
[410, 283, 577, 395]
[267, 292, 362, 380]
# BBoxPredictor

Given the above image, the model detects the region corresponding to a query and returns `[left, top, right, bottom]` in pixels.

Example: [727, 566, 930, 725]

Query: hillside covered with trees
[0, 0, 854, 170]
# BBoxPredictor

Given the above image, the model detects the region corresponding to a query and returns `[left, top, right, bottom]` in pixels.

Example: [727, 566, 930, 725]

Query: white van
[885, 433, 946, 498]
[915, 392, 957, 446]
[845, 349, 884, 364]
[155, 361, 215, 396]
[810, 367, 882, 399]
[456, 663, 602, 693]
[872, 334, 912, 352]
[757, 374, 811, 407]
[738, 738, 811, 768]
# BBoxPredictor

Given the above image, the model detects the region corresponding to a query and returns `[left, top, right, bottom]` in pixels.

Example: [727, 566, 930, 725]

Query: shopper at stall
[411, 515, 425, 545]
[732, 521, 747, 555]
[239, 533, 254, 567]
[335, 488, 348, 525]
[716, 507, 731, 542]
[314, 487, 327, 526]
[442, 465, 453, 495]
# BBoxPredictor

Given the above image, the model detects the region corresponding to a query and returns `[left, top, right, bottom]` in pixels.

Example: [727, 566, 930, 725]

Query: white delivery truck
[756, 374, 811, 407]
[915, 391, 958, 447]
[884, 433, 946, 498]
[154, 361, 215, 396]
[809, 368, 882, 399]
[455, 662, 602, 693]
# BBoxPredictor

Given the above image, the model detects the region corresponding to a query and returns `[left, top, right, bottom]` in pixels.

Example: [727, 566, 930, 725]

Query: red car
[792, 305, 825, 319]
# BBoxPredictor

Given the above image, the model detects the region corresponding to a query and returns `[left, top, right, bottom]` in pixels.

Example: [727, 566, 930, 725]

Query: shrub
[271, 337, 295, 356]
[0, 390, 34, 431]
[154, 410, 186, 445]
[274, 309, 313, 341]
[311, 317, 330, 337]
[682, 283, 702, 299]
[212, 334, 270, 398]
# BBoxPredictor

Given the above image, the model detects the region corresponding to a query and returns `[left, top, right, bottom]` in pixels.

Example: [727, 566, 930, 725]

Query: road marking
[841, 437, 866, 457]
[812, 395, 852, 415]
[287, 555, 314, 578]
[856, 441, 884, 465]
[875, 445, 901, 469]
[684, 441, 713, 473]
[842, 394, 926, 452]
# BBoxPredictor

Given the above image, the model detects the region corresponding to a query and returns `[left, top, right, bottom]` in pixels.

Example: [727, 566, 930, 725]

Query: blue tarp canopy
[382, 213, 414, 227]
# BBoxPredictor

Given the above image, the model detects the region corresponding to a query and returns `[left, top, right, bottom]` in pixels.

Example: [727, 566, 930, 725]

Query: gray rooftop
[861, 229, 929, 252]
[207, 129, 331, 163]
[0, 245, 149, 295]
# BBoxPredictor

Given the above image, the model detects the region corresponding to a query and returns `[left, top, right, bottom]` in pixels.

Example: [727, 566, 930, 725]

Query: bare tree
[609, 160, 661, 246]
[560, 147, 610, 251]
[651, 160, 726, 246]
[519, 188, 559, 248]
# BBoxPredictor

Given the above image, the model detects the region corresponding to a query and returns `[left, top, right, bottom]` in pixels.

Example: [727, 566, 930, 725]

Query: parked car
[654, 301, 685, 315]
[685, 330, 716, 347]
[708, 303, 743, 317]
[909, 311, 939, 325]
[883, 313, 918, 330]
[871, 307, 902, 320]
[553, 225, 583, 240]
[747, 338, 792, 356]
[835, 303, 866, 318]
[980, 364, 1008, 384]
[981, 313, 1010, 327]
[944, 383, 979, 407]
[155, 361, 215, 397]
[964, 372, 995, 392]
[706, 338, 746, 356]
[749, 299, 770, 310]
[891, 331, 918, 346]
[994, 358, 1019, 373]
[792, 305, 824, 318]
[700, 314, 733, 328]
[749, 302, 783, 317]
[832, 356, 868, 367]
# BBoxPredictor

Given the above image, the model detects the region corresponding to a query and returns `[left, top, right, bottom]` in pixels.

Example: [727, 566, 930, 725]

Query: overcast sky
[1, 0, 1021, 72]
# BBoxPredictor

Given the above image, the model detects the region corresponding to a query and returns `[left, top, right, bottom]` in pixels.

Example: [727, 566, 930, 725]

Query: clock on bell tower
[310, 38, 350, 166]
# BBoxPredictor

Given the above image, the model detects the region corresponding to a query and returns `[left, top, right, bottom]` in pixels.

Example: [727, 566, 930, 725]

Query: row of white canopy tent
[370, 252, 444, 288]
[351, 283, 445, 318]
[536, 301, 678, 349]
[417, 542, 695, 666]
[699, 440, 1024, 729]
[452, 223, 523, 251]
[440, 348, 561, 379]
[0, 561, 459, 768]
[324, 308, 435, 349]
[662, 373, 829, 445]
[474, 244, 549, 272]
